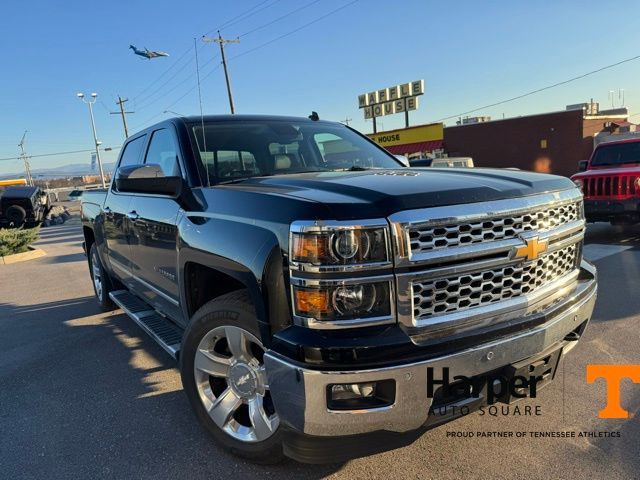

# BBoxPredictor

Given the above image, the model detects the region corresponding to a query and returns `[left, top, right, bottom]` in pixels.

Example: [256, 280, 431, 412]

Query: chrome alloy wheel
[91, 249, 103, 300]
[194, 326, 279, 443]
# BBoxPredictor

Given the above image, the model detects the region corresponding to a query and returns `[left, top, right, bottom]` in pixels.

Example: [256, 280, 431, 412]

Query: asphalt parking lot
[1, 213, 639, 480]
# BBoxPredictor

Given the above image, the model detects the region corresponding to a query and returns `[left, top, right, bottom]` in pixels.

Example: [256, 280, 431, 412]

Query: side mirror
[115, 164, 183, 197]
[578, 160, 589, 172]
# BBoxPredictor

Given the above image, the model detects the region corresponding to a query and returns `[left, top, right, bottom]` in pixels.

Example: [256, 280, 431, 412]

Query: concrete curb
[0, 247, 47, 265]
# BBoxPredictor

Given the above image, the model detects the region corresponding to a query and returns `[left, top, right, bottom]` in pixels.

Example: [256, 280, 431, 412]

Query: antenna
[194, 38, 209, 187]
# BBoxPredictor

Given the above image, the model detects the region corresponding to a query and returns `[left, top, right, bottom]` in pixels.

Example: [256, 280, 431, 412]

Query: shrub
[0, 227, 40, 257]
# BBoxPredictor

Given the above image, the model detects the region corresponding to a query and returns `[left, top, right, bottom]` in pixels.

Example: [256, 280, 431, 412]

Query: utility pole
[202, 31, 240, 114]
[111, 96, 134, 138]
[18, 130, 33, 186]
[77, 92, 107, 188]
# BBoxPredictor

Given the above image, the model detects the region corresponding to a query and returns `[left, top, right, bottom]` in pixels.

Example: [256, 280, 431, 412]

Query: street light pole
[77, 92, 106, 188]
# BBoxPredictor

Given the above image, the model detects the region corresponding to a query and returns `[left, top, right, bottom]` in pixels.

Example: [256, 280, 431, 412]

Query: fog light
[331, 382, 376, 400]
[327, 380, 395, 410]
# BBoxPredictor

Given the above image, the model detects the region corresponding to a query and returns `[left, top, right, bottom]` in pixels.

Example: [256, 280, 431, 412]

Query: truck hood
[572, 165, 640, 179]
[220, 168, 575, 218]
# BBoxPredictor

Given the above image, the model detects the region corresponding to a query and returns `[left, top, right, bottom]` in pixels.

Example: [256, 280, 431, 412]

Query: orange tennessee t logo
[586, 365, 640, 418]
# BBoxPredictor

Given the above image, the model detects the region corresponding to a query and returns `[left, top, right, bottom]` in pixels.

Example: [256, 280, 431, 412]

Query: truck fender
[177, 215, 287, 346]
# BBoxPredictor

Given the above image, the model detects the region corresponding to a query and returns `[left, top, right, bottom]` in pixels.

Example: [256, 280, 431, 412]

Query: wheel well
[184, 262, 247, 318]
[83, 226, 95, 252]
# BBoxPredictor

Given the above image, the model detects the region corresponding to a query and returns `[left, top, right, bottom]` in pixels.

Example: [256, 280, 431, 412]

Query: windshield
[591, 142, 640, 167]
[189, 120, 402, 184]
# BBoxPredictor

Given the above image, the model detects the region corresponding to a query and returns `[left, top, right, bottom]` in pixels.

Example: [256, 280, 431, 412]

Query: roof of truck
[0, 185, 40, 199]
[175, 114, 335, 124]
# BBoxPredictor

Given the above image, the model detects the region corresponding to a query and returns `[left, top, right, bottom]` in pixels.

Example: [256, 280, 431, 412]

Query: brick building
[443, 108, 629, 177]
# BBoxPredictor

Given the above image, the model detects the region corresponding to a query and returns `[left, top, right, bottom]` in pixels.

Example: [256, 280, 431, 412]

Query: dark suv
[0, 185, 48, 228]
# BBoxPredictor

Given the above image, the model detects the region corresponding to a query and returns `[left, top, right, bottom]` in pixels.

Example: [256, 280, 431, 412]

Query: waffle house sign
[366, 123, 444, 155]
[358, 80, 424, 120]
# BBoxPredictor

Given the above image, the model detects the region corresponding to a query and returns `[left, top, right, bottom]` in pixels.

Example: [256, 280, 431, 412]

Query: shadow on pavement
[38, 252, 87, 264]
[0, 296, 343, 479]
[585, 222, 640, 246]
[589, 248, 640, 324]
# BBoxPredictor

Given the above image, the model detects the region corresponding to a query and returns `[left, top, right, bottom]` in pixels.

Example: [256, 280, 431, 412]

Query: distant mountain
[0, 162, 116, 180]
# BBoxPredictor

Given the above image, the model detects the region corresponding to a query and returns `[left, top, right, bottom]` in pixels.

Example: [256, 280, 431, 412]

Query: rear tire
[180, 290, 284, 464]
[6, 205, 26, 226]
[88, 243, 116, 311]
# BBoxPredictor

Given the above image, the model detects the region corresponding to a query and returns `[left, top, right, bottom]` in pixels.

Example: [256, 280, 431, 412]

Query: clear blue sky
[1, 0, 639, 175]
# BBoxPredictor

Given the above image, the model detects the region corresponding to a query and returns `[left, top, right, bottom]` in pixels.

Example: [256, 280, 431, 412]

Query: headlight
[289, 220, 394, 328]
[290, 222, 390, 269]
[292, 280, 392, 326]
[573, 179, 584, 192]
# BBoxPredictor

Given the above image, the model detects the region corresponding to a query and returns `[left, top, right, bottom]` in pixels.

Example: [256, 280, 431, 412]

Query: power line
[437, 54, 640, 122]
[204, 0, 281, 36]
[134, 56, 197, 109]
[202, 32, 240, 113]
[131, 2, 283, 107]
[110, 96, 134, 138]
[131, 63, 224, 131]
[135, 55, 219, 112]
[0, 146, 121, 162]
[230, 0, 360, 61]
[131, 46, 194, 102]
[132, 1, 361, 131]
[238, 0, 322, 38]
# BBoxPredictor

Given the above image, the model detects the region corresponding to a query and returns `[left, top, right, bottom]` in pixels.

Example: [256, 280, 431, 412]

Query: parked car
[0, 185, 49, 228]
[67, 190, 84, 201]
[410, 156, 474, 168]
[571, 137, 640, 225]
[81, 114, 596, 464]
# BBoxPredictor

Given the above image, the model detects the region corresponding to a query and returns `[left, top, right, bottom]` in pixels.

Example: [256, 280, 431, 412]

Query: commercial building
[443, 105, 629, 177]
[367, 122, 444, 156]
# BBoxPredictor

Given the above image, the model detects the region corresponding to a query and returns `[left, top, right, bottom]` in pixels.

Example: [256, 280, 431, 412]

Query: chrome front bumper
[264, 261, 597, 437]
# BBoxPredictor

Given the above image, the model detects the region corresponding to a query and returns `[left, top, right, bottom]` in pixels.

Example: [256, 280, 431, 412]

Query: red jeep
[571, 137, 640, 225]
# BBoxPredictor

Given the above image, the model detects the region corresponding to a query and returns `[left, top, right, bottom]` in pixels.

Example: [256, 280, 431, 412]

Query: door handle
[126, 210, 140, 221]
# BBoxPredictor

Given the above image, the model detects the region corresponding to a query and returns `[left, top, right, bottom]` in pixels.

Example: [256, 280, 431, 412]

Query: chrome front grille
[408, 201, 580, 254]
[412, 243, 578, 320]
[389, 190, 586, 336]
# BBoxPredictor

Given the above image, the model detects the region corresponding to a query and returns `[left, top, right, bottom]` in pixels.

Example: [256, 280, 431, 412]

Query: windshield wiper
[332, 165, 371, 172]
[217, 177, 255, 185]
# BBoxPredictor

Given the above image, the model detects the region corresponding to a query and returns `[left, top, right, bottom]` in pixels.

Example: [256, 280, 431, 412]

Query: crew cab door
[128, 127, 184, 323]
[103, 133, 147, 286]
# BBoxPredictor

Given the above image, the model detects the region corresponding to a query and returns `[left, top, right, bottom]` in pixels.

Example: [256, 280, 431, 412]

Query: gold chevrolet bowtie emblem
[515, 236, 548, 261]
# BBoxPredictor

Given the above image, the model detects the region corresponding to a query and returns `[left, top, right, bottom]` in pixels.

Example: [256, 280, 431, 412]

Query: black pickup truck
[81, 114, 597, 464]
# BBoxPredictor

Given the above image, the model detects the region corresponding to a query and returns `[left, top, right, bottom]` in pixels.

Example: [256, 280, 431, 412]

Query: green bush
[0, 227, 40, 257]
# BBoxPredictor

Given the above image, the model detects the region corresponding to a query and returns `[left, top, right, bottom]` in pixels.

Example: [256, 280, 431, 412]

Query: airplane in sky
[129, 45, 169, 60]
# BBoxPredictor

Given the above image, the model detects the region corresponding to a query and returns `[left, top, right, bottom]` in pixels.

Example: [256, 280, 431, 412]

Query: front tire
[88, 243, 116, 311]
[180, 290, 284, 464]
